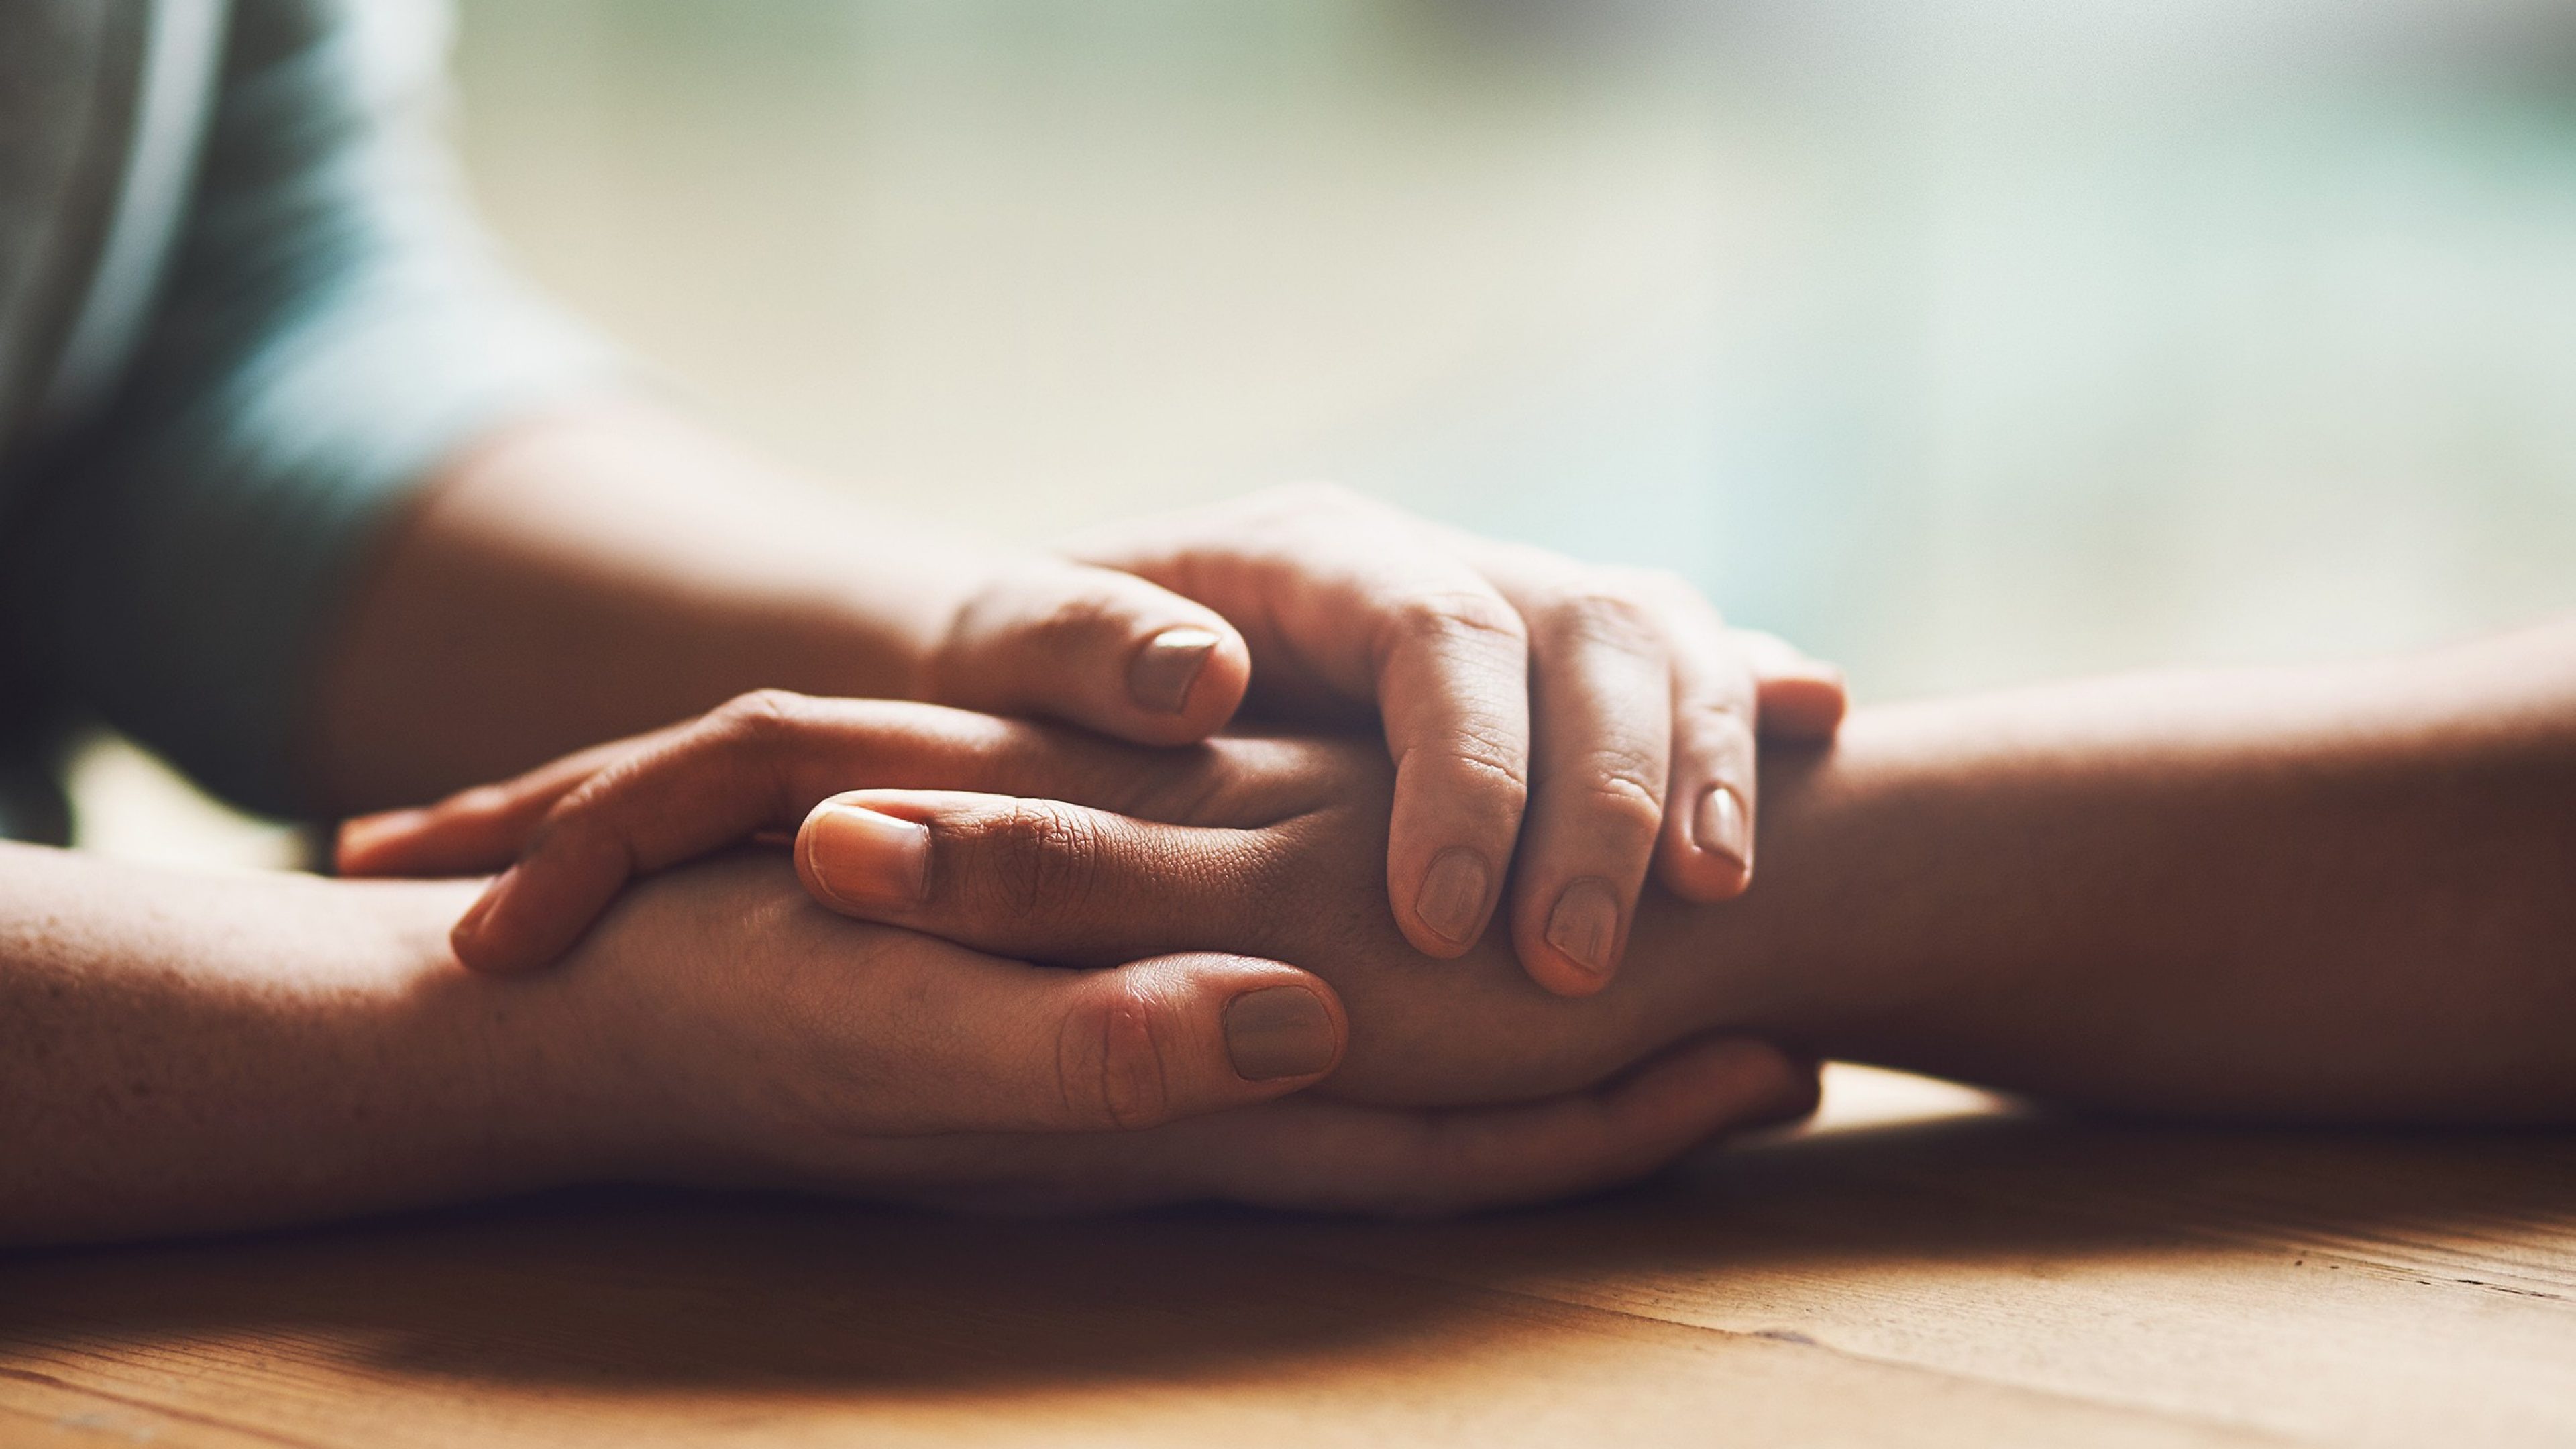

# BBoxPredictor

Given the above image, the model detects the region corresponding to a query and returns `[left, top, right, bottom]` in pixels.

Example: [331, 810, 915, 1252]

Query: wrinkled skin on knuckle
[1564, 751, 1668, 837]
[969, 798, 1103, 920]
[1381, 588, 1527, 665]
[1022, 574, 1133, 647]
[1538, 584, 1666, 658]
[1683, 694, 1754, 732]
[1103, 740, 1246, 824]
[1680, 704, 1758, 779]
[1426, 717, 1532, 802]
[713, 688, 816, 743]
[926, 570, 1106, 698]
[1055, 978, 1175, 1130]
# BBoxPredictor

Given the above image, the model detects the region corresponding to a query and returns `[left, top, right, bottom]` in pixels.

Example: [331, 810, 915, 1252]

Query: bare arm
[314, 401, 1102, 811]
[0, 837, 1811, 1246]
[313, 405, 1845, 1008]
[0, 847, 590, 1244]
[1707, 617, 2576, 1121]
[714, 618, 2576, 1122]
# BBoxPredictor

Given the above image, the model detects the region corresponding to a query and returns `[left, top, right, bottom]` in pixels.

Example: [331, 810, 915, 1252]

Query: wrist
[1627, 734, 1903, 1053]
[352, 878, 651, 1189]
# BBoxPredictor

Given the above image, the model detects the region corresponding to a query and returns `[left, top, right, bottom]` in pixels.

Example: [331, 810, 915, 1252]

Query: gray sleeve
[3, 0, 616, 816]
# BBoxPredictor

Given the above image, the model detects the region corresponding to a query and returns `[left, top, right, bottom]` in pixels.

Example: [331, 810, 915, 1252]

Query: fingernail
[335, 808, 425, 869]
[1413, 847, 1491, 946]
[802, 803, 931, 907]
[1223, 985, 1338, 1081]
[1544, 877, 1622, 979]
[450, 866, 515, 960]
[1694, 785, 1750, 871]
[1127, 626, 1222, 714]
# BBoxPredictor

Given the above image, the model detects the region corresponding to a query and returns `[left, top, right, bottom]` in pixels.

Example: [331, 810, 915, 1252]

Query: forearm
[313, 400, 998, 812]
[0, 847, 607, 1245]
[1693, 619, 2576, 1121]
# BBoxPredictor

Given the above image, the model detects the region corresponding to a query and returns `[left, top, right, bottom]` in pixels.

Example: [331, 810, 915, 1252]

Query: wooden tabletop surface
[7, 1065, 2573, 1448]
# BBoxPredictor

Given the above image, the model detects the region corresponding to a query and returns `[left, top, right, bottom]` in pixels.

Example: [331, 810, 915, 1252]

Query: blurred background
[73, 0, 2576, 863]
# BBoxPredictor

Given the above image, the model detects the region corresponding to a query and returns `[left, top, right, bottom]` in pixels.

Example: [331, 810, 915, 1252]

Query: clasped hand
[341, 492, 1840, 1213]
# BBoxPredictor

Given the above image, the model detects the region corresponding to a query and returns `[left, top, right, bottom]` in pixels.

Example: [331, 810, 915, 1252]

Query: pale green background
[74, 0, 2576, 860]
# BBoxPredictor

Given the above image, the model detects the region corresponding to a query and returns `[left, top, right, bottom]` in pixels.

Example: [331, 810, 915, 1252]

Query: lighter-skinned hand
[345, 487, 1845, 994]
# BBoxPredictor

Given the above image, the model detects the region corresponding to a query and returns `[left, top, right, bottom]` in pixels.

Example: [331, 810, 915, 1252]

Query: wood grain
[3, 1066, 2569, 1448]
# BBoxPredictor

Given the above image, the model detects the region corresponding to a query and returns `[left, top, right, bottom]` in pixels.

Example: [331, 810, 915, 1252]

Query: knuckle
[521, 804, 628, 877]
[1576, 758, 1666, 831]
[1409, 722, 1529, 802]
[1680, 696, 1758, 754]
[1019, 578, 1129, 646]
[441, 782, 519, 822]
[1386, 589, 1527, 653]
[1540, 586, 1664, 656]
[1055, 978, 1177, 1130]
[714, 688, 815, 745]
[975, 799, 1104, 916]
[1456, 733, 1533, 798]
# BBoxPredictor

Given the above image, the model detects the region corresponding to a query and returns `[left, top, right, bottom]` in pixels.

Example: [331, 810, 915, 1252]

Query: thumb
[927, 560, 1252, 747]
[975, 952, 1348, 1130]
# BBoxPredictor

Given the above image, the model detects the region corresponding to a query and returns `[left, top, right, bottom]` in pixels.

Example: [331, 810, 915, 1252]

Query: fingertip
[1511, 890, 1625, 999]
[1656, 838, 1751, 904]
[445, 863, 587, 975]
[1666, 1036, 1820, 1132]
[1120, 620, 1251, 742]
[794, 793, 932, 916]
[941, 565, 1253, 747]
[1756, 671, 1849, 741]
[1393, 844, 1499, 959]
[1653, 783, 1752, 903]
[1220, 978, 1346, 1085]
[1525, 955, 1616, 998]
[333, 808, 422, 875]
[1115, 955, 1345, 1120]
[447, 871, 519, 973]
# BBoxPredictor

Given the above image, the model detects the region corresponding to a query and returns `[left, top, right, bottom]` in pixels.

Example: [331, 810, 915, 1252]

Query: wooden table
[7, 1066, 2573, 1448]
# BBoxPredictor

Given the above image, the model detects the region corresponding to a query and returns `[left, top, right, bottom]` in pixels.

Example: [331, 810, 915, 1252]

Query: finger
[1368, 580, 1534, 959]
[1570, 574, 1788, 904]
[1739, 628, 1849, 741]
[449, 694, 1203, 975]
[335, 731, 663, 879]
[1077, 491, 1533, 960]
[1438, 525, 1845, 743]
[900, 1034, 1817, 1216]
[1501, 580, 1674, 996]
[830, 943, 1348, 1134]
[930, 559, 1253, 747]
[1250, 1034, 1819, 1216]
[1651, 597, 1763, 903]
[795, 788, 1279, 965]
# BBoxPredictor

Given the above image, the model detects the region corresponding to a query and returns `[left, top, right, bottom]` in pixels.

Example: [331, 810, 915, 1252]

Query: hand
[340, 696, 1291, 973]
[347, 696, 1788, 1104]
[534, 847, 1350, 1139]
[534, 849, 1818, 1214]
[1061, 486, 1845, 991]
[769, 731, 1773, 1106]
[347, 487, 1845, 995]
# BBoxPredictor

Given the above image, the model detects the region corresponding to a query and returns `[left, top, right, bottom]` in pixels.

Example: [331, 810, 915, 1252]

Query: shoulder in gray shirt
[0, 0, 610, 826]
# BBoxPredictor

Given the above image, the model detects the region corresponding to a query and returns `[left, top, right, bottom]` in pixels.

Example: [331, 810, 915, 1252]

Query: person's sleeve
[2, 0, 618, 816]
